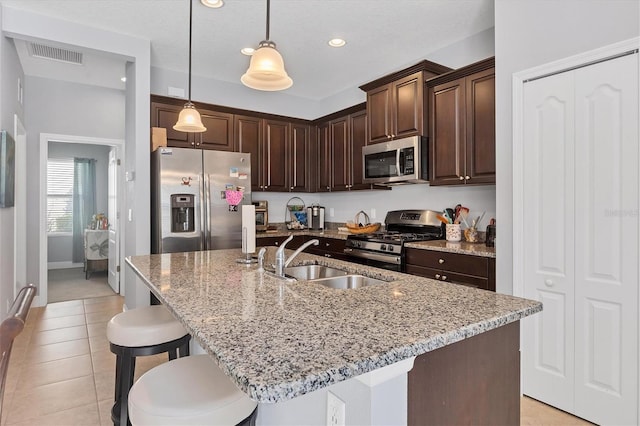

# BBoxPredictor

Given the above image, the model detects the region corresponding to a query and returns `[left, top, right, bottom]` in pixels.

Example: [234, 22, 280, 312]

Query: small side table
[84, 229, 109, 279]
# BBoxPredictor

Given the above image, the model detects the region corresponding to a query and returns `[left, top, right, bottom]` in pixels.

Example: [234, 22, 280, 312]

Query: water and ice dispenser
[171, 194, 195, 233]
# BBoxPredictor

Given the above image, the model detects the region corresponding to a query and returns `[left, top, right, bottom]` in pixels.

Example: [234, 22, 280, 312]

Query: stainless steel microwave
[362, 136, 428, 185]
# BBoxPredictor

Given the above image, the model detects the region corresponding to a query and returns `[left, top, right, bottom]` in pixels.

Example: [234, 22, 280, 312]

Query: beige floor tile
[87, 322, 108, 338]
[83, 295, 122, 306]
[91, 348, 117, 374]
[15, 354, 93, 392]
[40, 304, 85, 319]
[4, 375, 97, 424]
[521, 396, 594, 425]
[98, 398, 114, 426]
[84, 298, 123, 314]
[25, 339, 90, 364]
[35, 314, 86, 331]
[85, 310, 116, 325]
[30, 325, 88, 346]
[89, 334, 110, 353]
[5, 402, 100, 426]
[41, 299, 84, 312]
[93, 369, 116, 403]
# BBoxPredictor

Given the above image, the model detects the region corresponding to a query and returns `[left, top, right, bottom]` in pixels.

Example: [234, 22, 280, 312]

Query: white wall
[47, 142, 111, 265]
[0, 23, 24, 317]
[151, 27, 496, 120]
[494, 0, 640, 294]
[23, 76, 125, 286]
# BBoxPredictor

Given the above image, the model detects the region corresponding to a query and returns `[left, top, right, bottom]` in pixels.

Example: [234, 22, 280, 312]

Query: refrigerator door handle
[204, 173, 212, 250]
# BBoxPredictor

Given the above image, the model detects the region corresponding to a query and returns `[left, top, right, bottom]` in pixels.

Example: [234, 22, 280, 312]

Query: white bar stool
[108, 305, 191, 426]
[128, 354, 258, 425]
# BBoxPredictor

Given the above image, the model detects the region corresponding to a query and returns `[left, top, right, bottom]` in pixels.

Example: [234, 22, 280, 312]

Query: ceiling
[2, 0, 494, 100]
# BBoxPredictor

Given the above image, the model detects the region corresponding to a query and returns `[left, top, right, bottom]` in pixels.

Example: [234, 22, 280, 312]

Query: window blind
[47, 158, 74, 233]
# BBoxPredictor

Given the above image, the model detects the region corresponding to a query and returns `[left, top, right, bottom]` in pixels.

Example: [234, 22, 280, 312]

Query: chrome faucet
[274, 235, 320, 277]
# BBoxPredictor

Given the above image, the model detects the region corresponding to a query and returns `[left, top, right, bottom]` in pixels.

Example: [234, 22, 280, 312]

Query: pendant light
[241, 0, 293, 91]
[174, 0, 206, 132]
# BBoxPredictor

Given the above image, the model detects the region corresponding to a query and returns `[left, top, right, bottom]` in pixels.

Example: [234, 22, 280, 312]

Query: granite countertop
[256, 228, 349, 240]
[405, 240, 496, 258]
[126, 249, 539, 403]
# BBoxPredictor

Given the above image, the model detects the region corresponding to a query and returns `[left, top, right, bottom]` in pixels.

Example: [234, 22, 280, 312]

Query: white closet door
[107, 148, 119, 293]
[573, 54, 638, 425]
[522, 71, 576, 411]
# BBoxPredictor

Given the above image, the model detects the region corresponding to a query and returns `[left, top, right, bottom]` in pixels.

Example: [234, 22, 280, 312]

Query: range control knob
[380, 244, 387, 251]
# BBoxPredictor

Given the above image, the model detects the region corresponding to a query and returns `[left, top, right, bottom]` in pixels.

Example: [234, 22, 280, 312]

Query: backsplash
[255, 184, 496, 230]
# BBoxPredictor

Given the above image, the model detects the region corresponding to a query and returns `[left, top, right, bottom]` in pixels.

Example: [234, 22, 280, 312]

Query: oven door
[343, 248, 402, 272]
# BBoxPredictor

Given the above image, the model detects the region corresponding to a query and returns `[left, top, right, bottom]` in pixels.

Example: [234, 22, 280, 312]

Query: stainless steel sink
[311, 274, 387, 289]
[284, 265, 348, 281]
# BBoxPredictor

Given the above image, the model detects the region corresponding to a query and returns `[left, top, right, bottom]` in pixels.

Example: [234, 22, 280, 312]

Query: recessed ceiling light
[200, 0, 224, 8]
[328, 38, 346, 48]
[120, 77, 126, 82]
[241, 47, 255, 56]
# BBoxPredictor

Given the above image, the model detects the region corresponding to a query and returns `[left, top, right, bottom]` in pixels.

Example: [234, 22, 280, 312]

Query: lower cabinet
[405, 248, 495, 291]
[305, 237, 348, 260]
[256, 235, 307, 249]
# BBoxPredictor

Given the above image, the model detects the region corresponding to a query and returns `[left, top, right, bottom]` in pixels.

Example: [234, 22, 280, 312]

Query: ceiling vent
[28, 42, 83, 65]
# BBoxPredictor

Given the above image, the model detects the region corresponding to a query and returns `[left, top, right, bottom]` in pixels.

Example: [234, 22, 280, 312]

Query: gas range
[344, 210, 444, 271]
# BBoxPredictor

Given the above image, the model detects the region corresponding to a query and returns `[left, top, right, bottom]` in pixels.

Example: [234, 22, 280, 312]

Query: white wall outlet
[329, 208, 335, 218]
[326, 391, 345, 426]
[370, 208, 376, 219]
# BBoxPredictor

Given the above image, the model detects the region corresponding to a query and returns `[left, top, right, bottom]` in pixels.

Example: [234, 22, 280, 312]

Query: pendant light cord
[188, 0, 193, 102]
[265, 0, 270, 41]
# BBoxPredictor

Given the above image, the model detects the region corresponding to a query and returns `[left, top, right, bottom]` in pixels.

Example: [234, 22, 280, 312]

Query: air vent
[28, 42, 83, 65]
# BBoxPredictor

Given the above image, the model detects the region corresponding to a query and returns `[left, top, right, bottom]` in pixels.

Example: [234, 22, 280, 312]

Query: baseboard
[48, 261, 84, 270]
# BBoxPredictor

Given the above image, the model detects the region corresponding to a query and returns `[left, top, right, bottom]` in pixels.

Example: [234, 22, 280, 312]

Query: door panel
[235, 115, 262, 190]
[573, 53, 638, 425]
[367, 85, 392, 143]
[394, 72, 423, 139]
[330, 118, 349, 191]
[107, 148, 119, 293]
[466, 69, 495, 183]
[263, 120, 289, 192]
[290, 124, 310, 192]
[198, 110, 234, 151]
[522, 70, 575, 411]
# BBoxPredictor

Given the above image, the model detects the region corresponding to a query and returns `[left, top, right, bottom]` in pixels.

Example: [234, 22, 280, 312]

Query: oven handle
[344, 248, 402, 265]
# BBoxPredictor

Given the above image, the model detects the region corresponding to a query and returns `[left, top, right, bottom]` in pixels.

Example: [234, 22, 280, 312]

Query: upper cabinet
[235, 115, 312, 192]
[360, 60, 452, 144]
[315, 106, 371, 192]
[150, 99, 234, 151]
[427, 57, 495, 186]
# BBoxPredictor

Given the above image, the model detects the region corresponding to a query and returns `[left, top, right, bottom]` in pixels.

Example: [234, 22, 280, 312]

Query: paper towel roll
[241, 205, 256, 254]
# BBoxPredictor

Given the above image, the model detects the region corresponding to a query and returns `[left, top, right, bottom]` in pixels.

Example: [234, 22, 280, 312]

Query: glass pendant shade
[173, 102, 207, 132]
[241, 41, 293, 91]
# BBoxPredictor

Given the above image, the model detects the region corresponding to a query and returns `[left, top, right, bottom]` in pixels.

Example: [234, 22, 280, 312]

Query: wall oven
[362, 136, 428, 185]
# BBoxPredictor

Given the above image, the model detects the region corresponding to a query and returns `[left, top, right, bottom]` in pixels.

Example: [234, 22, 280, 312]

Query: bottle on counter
[485, 219, 496, 247]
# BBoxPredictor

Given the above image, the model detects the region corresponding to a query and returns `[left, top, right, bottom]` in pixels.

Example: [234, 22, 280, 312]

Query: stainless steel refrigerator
[151, 147, 252, 254]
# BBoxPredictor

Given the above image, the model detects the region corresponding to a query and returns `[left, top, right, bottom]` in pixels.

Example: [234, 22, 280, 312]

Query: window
[47, 158, 74, 234]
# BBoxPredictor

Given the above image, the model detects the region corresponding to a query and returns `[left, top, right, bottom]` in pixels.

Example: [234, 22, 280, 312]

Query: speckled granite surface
[126, 249, 539, 403]
[405, 240, 496, 258]
[256, 229, 350, 240]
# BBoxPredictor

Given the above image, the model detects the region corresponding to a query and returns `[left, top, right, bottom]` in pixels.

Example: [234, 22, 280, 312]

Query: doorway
[38, 133, 124, 305]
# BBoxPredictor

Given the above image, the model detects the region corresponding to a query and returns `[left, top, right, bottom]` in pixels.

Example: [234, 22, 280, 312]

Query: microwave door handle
[396, 150, 402, 177]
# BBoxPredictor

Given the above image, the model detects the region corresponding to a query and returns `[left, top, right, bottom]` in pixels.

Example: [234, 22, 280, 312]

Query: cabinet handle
[438, 258, 444, 264]
[465, 176, 470, 180]
[458, 176, 464, 181]
[391, 134, 395, 138]
[325, 254, 332, 258]
[442, 275, 447, 281]
[327, 186, 330, 190]
[435, 274, 441, 279]
[387, 135, 392, 139]
[290, 186, 294, 190]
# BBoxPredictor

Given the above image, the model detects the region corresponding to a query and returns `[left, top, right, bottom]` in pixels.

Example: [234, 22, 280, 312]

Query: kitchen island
[126, 248, 541, 425]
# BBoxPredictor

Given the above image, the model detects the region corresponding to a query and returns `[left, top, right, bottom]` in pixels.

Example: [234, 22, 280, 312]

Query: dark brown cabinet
[427, 58, 495, 185]
[235, 115, 310, 193]
[151, 100, 234, 151]
[316, 109, 371, 192]
[257, 235, 307, 249]
[404, 248, 495, 291]
[360, 61, 451, 145]
[305, 237, 348, 260]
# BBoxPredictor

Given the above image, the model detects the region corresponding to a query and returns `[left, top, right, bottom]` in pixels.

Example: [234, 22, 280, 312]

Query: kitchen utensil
[436, 214, 450, 225]
[454, 204, 462, 224]
[458, 208, 470, 227]
[442, 210, 453, 224]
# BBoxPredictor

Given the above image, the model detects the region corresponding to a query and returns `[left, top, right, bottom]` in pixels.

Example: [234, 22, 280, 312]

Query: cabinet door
[349, 110, 370, 190]
[290, 124, 310, 192]
[151, 102, 193, 149]
[235, 115, 262, 190]
[393, 71, 424, 139]
[317, 124, 331, 192]
[330, 118, 350, 191]
[263, 120, 289, 192]
[198, 109, 234, 151]
[367, 84, 393, 143]
[429, 78, 466, 185]
[465, 69, 495, 184]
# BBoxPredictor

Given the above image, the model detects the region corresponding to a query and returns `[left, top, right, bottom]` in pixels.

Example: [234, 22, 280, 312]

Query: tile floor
[2, 295, 593, 426]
